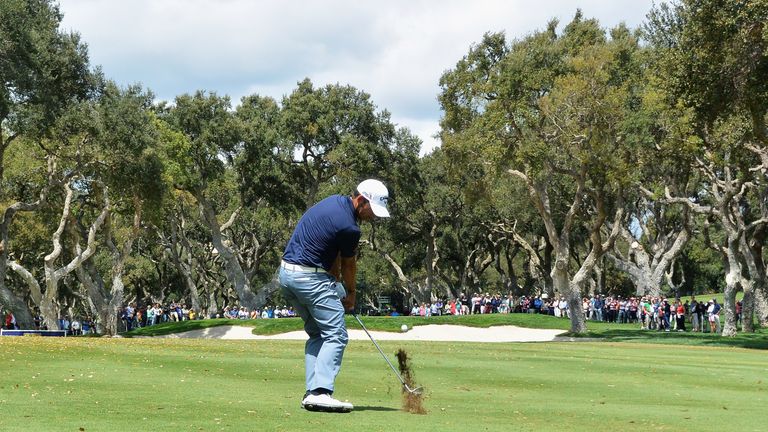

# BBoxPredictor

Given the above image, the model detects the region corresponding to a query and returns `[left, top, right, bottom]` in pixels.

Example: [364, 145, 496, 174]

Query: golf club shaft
[352, 314, 407, 386]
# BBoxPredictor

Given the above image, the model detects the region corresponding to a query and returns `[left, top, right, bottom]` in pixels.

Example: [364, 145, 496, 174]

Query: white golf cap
[357, 179, 390, 218]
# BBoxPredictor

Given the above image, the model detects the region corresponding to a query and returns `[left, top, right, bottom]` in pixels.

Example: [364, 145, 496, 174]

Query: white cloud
[58, 0, 655, 154]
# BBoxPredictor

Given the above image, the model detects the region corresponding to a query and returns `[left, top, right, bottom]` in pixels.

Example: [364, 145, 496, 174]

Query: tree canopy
[2, 0, 767, 335]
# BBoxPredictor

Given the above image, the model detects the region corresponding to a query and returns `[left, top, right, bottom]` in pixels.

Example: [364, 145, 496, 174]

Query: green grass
[677, 292, 743, 303]
[1, 336, 766, 432]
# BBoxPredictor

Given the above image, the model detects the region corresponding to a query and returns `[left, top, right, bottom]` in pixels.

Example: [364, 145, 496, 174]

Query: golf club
[352, 314, 423, 395]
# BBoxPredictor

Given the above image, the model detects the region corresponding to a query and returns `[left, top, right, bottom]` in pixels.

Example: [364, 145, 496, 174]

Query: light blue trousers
[278, 267, 348, 393]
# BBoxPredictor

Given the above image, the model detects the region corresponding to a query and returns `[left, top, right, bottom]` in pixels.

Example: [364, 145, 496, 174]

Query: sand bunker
[156, 324, 567, 343]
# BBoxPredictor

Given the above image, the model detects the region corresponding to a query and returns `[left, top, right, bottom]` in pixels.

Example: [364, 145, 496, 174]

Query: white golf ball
[401, 324, 408, 332]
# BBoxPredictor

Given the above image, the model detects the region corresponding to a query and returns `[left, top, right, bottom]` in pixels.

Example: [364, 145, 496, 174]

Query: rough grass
[0, 335, 766, 432]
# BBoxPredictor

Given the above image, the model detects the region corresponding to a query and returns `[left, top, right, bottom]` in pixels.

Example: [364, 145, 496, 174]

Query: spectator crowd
[405, 292, 735, 334]
[119, 302, 297, 331]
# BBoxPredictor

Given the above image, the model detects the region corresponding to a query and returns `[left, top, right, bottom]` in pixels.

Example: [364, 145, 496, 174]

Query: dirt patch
[396, 349, 426, 414]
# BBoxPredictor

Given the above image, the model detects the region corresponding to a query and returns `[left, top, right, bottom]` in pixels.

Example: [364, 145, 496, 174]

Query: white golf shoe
[301, 393, 353, 413]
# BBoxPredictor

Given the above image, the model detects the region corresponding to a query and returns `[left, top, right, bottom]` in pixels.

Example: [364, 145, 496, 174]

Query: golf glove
[342, 291, 356, 313]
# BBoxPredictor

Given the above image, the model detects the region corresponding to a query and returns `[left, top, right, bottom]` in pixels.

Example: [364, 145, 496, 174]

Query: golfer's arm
[329, 254, 342, 280]
[340, 256, 357, 296]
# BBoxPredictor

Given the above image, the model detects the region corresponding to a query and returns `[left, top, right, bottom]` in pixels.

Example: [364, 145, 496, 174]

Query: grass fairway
[1, 334, 766, 432]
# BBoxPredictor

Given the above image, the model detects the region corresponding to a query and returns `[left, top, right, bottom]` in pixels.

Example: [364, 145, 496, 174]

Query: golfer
[278, 179, 390, 413]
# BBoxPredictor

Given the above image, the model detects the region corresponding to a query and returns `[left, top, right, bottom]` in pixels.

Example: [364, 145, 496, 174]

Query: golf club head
[404, 384, 423, 395]
[353, 314, 424, 396]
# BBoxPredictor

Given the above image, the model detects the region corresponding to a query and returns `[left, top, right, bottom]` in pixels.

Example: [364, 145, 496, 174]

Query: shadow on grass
[354, 406, 401, 412]
[572, 329, 768, 350]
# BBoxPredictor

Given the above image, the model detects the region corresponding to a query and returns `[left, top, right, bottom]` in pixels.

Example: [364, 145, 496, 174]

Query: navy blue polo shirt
[282, 195, 361, 271]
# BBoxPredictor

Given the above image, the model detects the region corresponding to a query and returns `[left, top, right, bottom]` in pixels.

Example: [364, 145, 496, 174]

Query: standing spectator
[33, 309, 42, 330]
[709, 299, 722, 333]
[559, 297, 569, 319]
[689, 297, 699, 332]
[706, 299, 718, 333]
[459, 294, 469, 315]
[532, 296, 543, 314]
[71, 319, 82, 336]
[735, 300, 742, 329]
[147, 305, 156, 327]
[664, 300, 673, 330]
[472, 293, 482, 314]
[675, 300, 686, 332]
[491, 295, 501, 313]
[628, 298, 638, 324]
[123, 303, 135, 331]
[660, 299, 670, 331]
[483, 293, 492, 314]
[618, 298, 627, 323]
[521, 296, 530, 314]
[499, 296, 510, 314]
[135, 307, 144, 328]
[60, 316, 71, 334]
[696, 298, 707, 332]
[640, 297, 653, 330]
[545, 298, 555, 315]
[154, 304, 163, 324]
[594, 295, 604, 322]
[610, 297, 620, 323]
[4, 310, 16, 329]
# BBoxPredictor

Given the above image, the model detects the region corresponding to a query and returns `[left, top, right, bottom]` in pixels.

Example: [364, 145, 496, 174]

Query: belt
[281, 260, 325, 273]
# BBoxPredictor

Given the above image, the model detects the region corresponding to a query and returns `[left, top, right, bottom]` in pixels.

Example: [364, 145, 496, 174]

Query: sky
[57, 0, 656, 155]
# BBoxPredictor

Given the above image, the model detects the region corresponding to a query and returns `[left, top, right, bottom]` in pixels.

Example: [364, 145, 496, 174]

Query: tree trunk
[425, 219, 438, 299]
[167, 212, 203, 313]
[721, 238, 741, 336]
[0, 158, 57, 329]
[755, 287, 768, 327]
[741, 279, 755, 333]
[75, 260, 113, 335]
[194, 191, 256, 309]
[40, 275, 62, 330]
[41, 181, 109, 330]
[6, 261, 43, 328]
[553, 241, 587, 333]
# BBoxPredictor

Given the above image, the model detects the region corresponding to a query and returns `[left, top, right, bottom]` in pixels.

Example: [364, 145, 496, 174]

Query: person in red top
[675, 300, 686, 332]
[4, 310, 16, 330]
